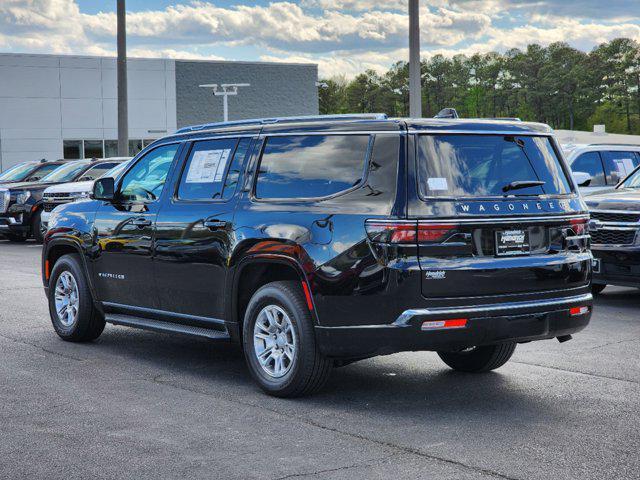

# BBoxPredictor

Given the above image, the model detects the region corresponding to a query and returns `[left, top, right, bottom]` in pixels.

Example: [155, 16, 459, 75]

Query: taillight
[568, 218, 588, 236]
[365, 220, 456, 244]
[421, 318, 468, 331]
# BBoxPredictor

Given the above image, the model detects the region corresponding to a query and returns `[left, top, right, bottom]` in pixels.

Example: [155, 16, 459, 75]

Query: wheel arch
[230, 255, 318, 341]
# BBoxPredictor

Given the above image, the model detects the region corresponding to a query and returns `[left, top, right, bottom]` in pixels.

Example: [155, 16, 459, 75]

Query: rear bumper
[316, 293, 592, 358]
[592, 247, 640, 287]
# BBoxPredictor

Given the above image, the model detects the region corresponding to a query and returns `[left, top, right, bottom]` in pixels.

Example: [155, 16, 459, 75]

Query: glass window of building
[84, 140, 104, 159]
[63, 140, 82, 159]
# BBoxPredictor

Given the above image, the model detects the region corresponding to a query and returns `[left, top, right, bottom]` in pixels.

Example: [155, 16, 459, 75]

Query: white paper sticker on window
[185, 149, 231, 183]
[427, 177, 448, 191]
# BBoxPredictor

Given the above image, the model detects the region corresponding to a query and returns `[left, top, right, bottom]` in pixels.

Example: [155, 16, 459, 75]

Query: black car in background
[42, 115, 593, 397]
[585, 165, 640, 293]
[0, 159, 72, 185]
[0, 158, 125, 243]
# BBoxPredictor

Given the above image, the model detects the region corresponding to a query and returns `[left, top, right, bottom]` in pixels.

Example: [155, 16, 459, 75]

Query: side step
[105, 314, 230, 340]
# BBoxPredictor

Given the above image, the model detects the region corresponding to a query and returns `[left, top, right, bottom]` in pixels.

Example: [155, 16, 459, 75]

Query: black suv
[0, 158, 124, 243]
[42, 115, 593, 397]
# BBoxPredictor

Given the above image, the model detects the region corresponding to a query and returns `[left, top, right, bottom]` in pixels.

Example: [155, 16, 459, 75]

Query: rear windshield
[417, 135, 572, 198]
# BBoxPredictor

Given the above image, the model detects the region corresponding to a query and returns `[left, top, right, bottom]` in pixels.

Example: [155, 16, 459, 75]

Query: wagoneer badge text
[457, 199, 580, 215]
[98, 272, 126, 280]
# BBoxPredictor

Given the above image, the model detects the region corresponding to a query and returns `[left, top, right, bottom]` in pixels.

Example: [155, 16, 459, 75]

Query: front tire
[438, 342, 516, 373]
[48, 254, 105, 342]
[242, 281, 332, 397]
[31, 210, 44, 244]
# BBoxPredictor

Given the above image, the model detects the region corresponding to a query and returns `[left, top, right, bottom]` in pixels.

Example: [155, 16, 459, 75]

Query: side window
[119, 144, 179, 202]
[223, 138, 252, 200]
[255, 135, 370, 200]
[603, 151, 640, 184]
[571, 152, 605, 186]
[177, 138, 239, 201]
[24, 163, 61, 181]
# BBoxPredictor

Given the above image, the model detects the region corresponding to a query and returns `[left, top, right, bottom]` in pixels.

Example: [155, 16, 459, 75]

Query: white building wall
[0, 53, 177, 170]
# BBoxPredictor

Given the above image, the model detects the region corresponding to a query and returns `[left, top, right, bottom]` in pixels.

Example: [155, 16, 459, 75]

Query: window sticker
[185, 149, 231, 183]
[427, 177, 448, 191]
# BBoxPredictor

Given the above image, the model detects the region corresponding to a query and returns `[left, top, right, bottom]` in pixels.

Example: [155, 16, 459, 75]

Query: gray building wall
[175, 60, 318, 128]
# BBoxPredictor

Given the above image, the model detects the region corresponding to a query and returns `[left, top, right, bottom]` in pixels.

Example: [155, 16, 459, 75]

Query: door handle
[131, 217, 152, 228]
[203, 218, 229, 230]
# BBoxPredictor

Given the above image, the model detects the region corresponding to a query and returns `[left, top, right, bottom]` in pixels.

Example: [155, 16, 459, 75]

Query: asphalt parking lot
[0, 240, 638, 480]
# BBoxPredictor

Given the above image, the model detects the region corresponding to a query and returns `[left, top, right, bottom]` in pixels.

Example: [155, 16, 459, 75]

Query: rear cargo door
[410, 133, 591, 301]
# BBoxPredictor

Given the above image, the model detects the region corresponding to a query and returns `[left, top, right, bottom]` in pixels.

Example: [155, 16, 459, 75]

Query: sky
[1, 0, 639, 78]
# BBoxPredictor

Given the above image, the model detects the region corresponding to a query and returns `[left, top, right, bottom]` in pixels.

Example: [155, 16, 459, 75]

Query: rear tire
[48, 254, 105, 342]
[438, 342, 516, 373]
[592, 284, 606, 295]
[242, 281, 332, 397]
[32, 210, 44, 244]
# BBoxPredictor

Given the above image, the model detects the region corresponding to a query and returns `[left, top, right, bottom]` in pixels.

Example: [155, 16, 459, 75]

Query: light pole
[116, 0, 128, 156]
[409, 0, 422, 118]
[199, 83, 250, 122]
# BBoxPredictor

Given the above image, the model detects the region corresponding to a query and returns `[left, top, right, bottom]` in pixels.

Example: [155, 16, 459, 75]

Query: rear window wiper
[502, 180, 545, 193]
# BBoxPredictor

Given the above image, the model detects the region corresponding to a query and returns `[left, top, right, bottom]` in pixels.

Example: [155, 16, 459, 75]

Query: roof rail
[434, 108, 522, 122]
[176, 113, 388, 134]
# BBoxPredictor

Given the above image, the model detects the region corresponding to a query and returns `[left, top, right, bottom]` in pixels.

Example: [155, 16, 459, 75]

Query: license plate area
[495, 228, 530, 256]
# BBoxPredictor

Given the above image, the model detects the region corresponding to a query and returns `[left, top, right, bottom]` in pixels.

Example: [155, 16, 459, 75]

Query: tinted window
[571, 152, 606, 186]
[255, 135, 369, 199]
[63, 140, 82, 159]
[223, 138, 251, 200]
[417, 135, 571, 198]
[178, 138, 239, 201]
[603, 151, 640, 184]
[120, 144, 178, 202]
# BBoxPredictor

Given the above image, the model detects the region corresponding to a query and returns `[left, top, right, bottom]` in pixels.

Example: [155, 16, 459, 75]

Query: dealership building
[0, 53, 319, 171]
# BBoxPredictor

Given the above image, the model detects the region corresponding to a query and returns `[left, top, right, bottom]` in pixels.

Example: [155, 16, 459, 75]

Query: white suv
[41, 159, 130, 230]
[564, 144, 640, 195]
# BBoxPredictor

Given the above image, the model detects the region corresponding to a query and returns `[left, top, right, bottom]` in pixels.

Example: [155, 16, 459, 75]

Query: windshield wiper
[502, 180, 545, 193]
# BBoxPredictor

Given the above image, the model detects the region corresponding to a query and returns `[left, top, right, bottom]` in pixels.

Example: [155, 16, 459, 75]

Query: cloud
[0, 0, 638, 79]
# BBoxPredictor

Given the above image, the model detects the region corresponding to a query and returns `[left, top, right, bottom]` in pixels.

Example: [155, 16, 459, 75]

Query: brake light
[569, 218, 588, 236]
[417, 224, 456, 242]
[569, 306, 590, 316]
[421, 318, 468, 331]
[365, 220, 456, 244]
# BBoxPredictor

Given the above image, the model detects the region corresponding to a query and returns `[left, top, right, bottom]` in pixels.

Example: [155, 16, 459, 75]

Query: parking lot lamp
[409, 0, 422, 118]
[117, 0, 128, 157]
[199, 83, 250, 122]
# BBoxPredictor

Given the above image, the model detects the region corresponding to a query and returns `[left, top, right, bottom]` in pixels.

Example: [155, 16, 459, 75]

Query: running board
[105, 314, 230, 340]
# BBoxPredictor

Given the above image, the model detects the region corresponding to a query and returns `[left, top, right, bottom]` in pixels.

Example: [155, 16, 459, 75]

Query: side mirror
[572, 171, 592, 188]
[92, 177, 115, 201]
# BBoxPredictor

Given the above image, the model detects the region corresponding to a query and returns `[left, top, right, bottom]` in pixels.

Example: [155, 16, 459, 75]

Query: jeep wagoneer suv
[42, 114, 593, 397]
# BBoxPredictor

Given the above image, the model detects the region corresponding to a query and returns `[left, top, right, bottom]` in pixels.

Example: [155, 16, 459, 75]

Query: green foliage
[318, 38, 640, 135]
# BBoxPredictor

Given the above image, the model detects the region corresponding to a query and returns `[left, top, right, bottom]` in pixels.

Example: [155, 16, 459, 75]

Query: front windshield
[620, 167, 640, 188]
[101, 161, 130, 179]
[39, 162, 90, 183]
[0, 162, 35, 182]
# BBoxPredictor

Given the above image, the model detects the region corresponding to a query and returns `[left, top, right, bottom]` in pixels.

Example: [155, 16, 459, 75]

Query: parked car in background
[564, 144, 640, 195]
[43, 114, 592, 397]
[0, 158, 127, 243]
[584, 164, 640, 294]
[41, 159, 131, 232]
[0, 159, 73, 186]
